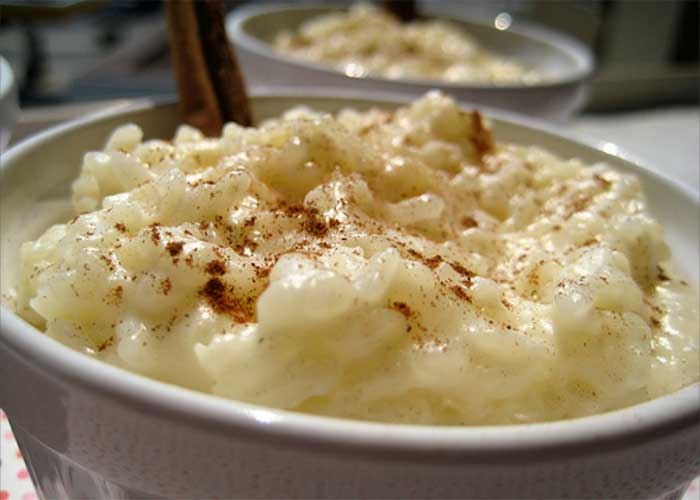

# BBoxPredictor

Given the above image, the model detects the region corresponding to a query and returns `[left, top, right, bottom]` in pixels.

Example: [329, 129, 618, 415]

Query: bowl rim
[1, 92, 698, 461]
[226, 2, 595, 91]
[0, 55, 15, 99]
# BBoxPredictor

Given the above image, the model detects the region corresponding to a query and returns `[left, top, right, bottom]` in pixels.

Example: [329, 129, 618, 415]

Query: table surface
[1, 103, 699, 499]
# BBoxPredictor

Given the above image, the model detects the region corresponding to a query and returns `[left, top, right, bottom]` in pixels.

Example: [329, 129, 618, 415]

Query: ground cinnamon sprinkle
[406, 248, 424, 260]
[279, 203, 331, 237]
[199, 277, 253, 322]
[593, 173, 612, 188]
[96, 335, 114, 352]
[424, 255, 443, 269]
[105, 285, 123, 306]
[166, 241, 185, 256]
[99, 254, 115, 272]
[160, 278, 172, 295]
[450, 262, 474, 279]
[254, 266, 271, 279]
[114, 223, 127, 233]
[406, 249, 453, 273]
[205, 259, 227, 276]
[392, 301, 413, 318]
[303, 217, 328, 237]
[461, 216, 478, 229]
[234, 239, 258, 255]
[282, 203, 306, 217]
[565, 196, 591, 219]
[450, 285, 472, 303]
[149, 223, 161, 244]
[405, 251, 474, 284]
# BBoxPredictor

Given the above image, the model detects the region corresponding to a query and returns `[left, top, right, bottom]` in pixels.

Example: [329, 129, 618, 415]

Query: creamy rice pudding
[273, 3, 539, 84]
[15, 93, 698, 425]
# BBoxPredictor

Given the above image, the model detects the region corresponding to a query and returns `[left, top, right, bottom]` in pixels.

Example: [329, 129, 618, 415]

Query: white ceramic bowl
[226, 4, 594, 121]
[0, 93, 698, 500]
[0, 55, 19, 150]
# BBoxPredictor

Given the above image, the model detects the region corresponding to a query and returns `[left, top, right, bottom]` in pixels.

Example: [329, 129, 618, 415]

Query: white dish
[0, 55, 19, 150]
[226, 4, 594, 121]
[0, 93, 698, 499]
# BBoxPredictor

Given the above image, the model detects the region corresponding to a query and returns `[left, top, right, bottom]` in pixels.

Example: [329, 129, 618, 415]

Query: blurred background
[0, 0, 697, 108]
[0, 0, 698, 188]
[0, 0, 700, 106]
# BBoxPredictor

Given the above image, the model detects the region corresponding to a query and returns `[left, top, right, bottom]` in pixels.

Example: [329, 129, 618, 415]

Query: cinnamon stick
[166, 0, 251, 136]
[383, 0, 417, 22]
[195, 0, 252, 128]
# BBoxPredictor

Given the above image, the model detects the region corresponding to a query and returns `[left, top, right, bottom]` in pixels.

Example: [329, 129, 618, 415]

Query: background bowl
[226, 4, 594, 121]
[0, 55, 19, 150]
[0, 93, 698, 500]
